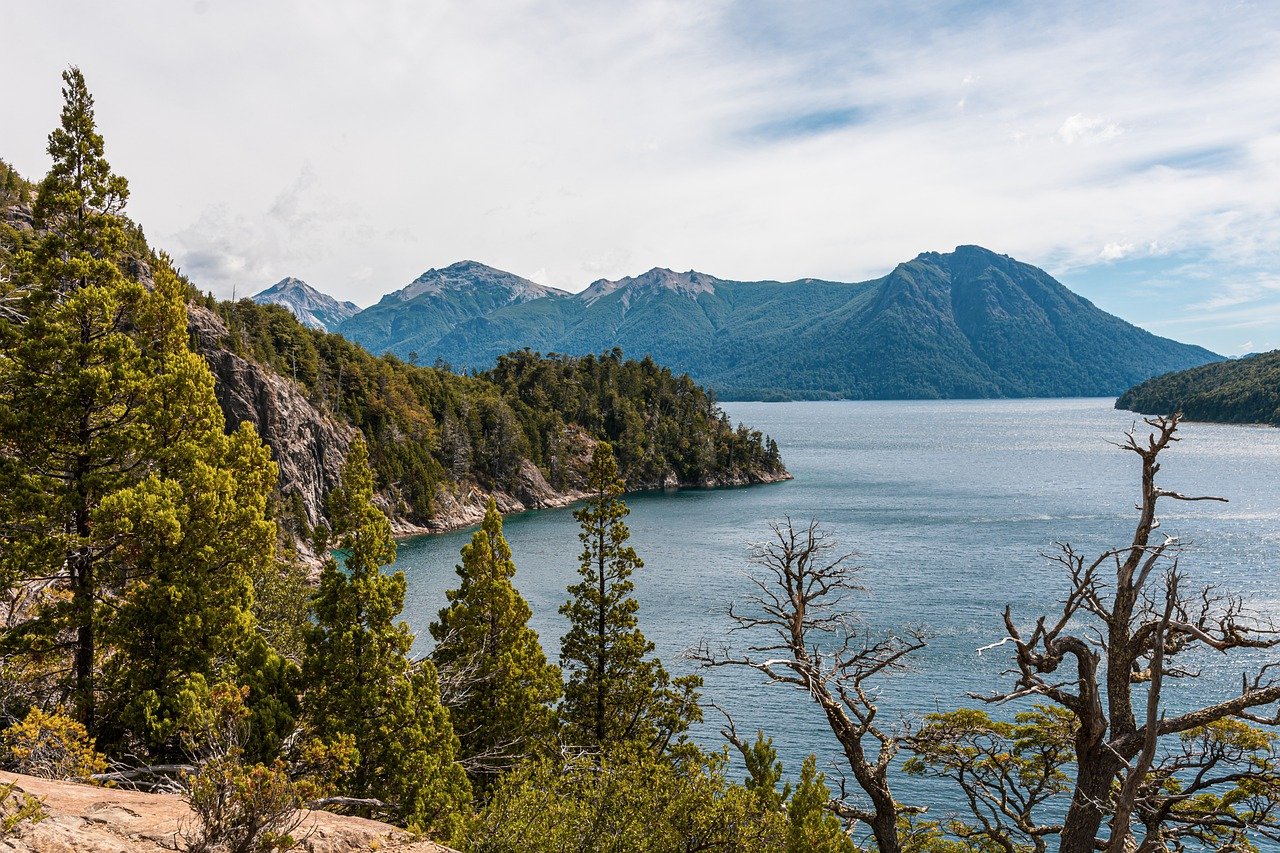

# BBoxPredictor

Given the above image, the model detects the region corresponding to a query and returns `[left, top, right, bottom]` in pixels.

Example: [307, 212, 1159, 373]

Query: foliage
[471, 747, 787, 853]
[251, 558, 313, 666]
[430, 497, 561, 794]
[0, 159, 34, 207]
[300, 437, 471, 838]
[1117, 348, 1280, 426]
[180, 683, 307, 853]
[0, 781, 46, 838]
[559, 442, 702, 754]
[903, 705, 1076, 851]
[0, 70, 292, 763]
[211, 298, 786, 527]
[485, 348, 786, 487]
[0, 706, 106, 779]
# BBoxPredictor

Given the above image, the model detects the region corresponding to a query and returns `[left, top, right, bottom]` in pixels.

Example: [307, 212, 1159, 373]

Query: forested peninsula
[1117, 349, 1280, 426]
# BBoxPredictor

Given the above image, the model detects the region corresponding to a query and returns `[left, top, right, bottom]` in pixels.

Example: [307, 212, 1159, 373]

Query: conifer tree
[0, 67, 141, 731]
[431, 497, 560, 793]
[558, 441, 701, 753]
[301, 436, 471, 837]
[0, 70, 290, 751]
[92, 261, 295, 759]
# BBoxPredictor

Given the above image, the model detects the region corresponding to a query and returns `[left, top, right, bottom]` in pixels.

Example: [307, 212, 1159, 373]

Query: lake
[396, 397, 1280, 820]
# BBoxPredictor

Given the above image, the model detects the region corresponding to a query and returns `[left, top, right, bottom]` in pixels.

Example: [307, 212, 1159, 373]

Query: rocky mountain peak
[250, 277, 359, 331]
[579, 267, 718, 306]
[387, 261, 570, 305]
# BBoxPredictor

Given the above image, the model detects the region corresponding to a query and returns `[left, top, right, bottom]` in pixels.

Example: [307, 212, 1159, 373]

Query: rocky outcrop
[0, 771, 455, 853]
[187, 304, 354, 559]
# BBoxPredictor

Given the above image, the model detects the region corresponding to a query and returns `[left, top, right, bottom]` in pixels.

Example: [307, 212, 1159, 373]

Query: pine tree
[301, 436, 471, 838]
[430, 497, 561, 794]
[0, 68, 141, 732]
[0, 70, 289, 750]
[558, 441, 701, 753]
[93, 260, 295, 760]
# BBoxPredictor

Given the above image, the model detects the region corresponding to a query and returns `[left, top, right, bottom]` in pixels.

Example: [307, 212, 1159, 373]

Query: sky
[3, 1, 1279, 355]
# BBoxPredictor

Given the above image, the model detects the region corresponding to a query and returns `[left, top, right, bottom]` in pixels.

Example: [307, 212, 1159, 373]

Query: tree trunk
[1060, 747, 1121, 853]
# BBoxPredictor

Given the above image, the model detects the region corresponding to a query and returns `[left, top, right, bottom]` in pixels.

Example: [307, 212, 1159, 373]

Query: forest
[3, 69, 1280, 853]
[1117, 350, 1280, 427]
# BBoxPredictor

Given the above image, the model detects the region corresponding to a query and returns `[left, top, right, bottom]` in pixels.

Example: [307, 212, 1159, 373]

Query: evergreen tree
[430, 497, 561, 794]
[301, 436, 471, 838]
[94, 260, 295, 760]
[558, 441, 701, 753]
[0, 67, 141, 731]
[0, 70, 290, 752]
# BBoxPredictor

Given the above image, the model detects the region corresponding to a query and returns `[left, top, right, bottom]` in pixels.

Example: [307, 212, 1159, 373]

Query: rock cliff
[187, 304, 354, 559]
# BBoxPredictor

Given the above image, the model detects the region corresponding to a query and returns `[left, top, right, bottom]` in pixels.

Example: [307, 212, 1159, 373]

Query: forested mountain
[1116, 349, 1280, 425]
[250, 276, 359, 330]
[334, 247, 1220, 400]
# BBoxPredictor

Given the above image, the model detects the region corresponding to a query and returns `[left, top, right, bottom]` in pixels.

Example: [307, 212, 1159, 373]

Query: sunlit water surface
[396, 398, 1280, 831]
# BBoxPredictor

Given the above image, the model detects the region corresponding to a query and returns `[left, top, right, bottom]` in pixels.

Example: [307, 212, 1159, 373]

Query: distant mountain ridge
[334, 261, 570, 358]
[314, 246, 1219, 400]
[251, 277, 359, 331]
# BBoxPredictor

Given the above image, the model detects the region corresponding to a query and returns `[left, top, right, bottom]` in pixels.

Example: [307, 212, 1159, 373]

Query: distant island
[258, 247, 1222, 401]
[1116, 349, 1280, 426]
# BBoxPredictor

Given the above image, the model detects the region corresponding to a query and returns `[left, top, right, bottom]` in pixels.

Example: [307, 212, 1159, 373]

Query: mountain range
[253, 246, 1222, 400]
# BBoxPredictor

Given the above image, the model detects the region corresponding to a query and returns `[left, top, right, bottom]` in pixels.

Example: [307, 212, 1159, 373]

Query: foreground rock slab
[1, 772, 454, 853]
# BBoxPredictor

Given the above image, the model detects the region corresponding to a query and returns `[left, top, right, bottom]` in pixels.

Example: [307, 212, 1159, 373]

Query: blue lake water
[396, 398, 1280, 824]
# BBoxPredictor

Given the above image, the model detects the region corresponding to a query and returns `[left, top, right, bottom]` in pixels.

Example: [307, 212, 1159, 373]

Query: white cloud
[1057, 114, 1124, 145]
[1100, 242, 1135, 261]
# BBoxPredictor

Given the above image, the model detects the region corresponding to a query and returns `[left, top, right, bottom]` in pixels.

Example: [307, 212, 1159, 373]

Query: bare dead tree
[976, 414, 1280, 852]
[690, 517, 926, 853]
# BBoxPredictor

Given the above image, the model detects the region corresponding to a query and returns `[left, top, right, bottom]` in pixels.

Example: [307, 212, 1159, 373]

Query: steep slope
[1116, 349, 1280, 425]
[335, 261, 570, 358]
[251, 277, 359, 330]
[338, 247, 1221, 400]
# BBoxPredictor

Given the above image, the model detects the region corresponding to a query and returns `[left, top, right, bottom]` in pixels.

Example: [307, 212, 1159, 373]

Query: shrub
[0, 781, 46, 838]
[180, 683, 309, 853]
[0, 707, 106, 779]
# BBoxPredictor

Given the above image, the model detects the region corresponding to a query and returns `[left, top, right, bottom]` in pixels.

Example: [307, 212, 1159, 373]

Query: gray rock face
[188, 304, 354, 555]
[250, 277, 360, 331]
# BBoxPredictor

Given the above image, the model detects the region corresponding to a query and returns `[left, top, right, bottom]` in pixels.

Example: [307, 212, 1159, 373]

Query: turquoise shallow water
[396, 398, 1280, 828]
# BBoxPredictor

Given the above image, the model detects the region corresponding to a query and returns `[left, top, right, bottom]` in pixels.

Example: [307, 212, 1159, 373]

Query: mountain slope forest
[327, 251, 1221, 401]
[1116, 349, 1280, 426]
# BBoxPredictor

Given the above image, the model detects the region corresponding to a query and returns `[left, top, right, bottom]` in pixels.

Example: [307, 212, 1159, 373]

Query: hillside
[195, 295, 788, 545]
[334, 247, 1221, 400]
[1116, 349, 1280, 425]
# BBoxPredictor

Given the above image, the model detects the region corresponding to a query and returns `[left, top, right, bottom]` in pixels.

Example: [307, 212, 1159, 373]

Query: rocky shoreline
[386, 462, 793, 539]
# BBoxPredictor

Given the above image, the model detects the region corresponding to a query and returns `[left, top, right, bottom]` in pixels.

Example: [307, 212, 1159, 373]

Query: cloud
[2, 0, 1279, 352]
[1057, 114, 1123, 145]
[1100, 242, 1135, 261]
